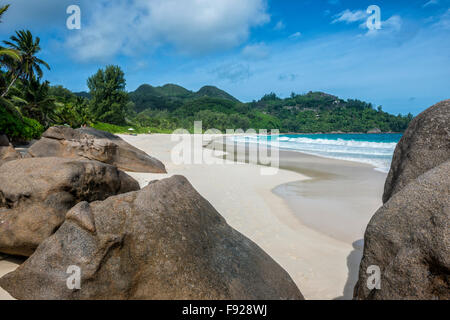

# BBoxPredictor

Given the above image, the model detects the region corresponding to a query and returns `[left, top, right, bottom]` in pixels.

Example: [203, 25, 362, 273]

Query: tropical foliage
[128, 86, 413, 133]
[87, 65, 129, 125]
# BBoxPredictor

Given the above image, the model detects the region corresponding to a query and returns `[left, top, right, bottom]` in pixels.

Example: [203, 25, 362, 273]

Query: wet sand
[274, 150, 386, 244]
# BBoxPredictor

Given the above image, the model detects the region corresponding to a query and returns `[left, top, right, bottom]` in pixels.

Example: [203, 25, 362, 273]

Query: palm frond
[0, 4, 10, 23]
[0, 48, 21, 61]
[0, 96, 23, 120]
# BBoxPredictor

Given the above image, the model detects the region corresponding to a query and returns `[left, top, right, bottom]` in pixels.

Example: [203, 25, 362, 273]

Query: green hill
[27, 80, 414, 135]
[152, 84, 193, 98]
[129, 85, 413, 133]
[129, 83, 240, 113]
[196, 86, 240, 102]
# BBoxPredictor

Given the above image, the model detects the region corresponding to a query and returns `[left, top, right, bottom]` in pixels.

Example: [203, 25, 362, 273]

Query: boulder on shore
[0, 135, 22, 167]
[383, 99, 450, 203]
[0, 157, 140, 256]
[27, 126, 167, 173]
[0, 135, 10, 147]
[0, 175, 303, 300]
[354, 161, 450, 300]
[0, 145, 22, 166]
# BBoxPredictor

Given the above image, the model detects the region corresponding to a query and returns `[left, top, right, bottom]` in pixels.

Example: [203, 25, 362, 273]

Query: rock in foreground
[27, 126, 166, 173]
[0, 135, 9, 147]
[383, 99, 450, 203]
[0, 157, 140, 256]
[354, 161, 450, 300]
[0, 135, 21, 166]
[0, 175, 303, 300]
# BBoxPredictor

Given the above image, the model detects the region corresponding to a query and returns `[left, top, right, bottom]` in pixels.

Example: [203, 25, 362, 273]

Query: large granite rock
[0, 134, 22, 167]
[0, 135, 10, 147]
[0, 145, 22, 167]
[0, 175, 303, 300]
[0, 157, 140, 256]
[383, 99, 450, 203]
[354, 161, 450, 300]
[27, 126, 166, 173]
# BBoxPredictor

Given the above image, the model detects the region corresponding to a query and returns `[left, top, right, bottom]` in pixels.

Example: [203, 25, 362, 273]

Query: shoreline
[207, 137, 386, 244]
[279, 132, 402, 135]
[227, 133, 399, 174]
[1, 133, 386, 300]
[274, 149, 386, 244]
[118, 134, 381, 299]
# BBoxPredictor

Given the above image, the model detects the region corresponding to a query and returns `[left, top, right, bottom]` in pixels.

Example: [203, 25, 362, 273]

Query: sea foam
[230, 134, 401, 173]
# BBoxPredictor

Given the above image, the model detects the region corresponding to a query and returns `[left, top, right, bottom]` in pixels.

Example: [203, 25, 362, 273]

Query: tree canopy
[87, 65, 129, 125]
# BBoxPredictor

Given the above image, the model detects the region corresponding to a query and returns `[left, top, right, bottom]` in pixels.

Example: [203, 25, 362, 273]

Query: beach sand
[0, 133, 386, 300]
[119, 134, 385, 299]
[273, 150, 386, 244]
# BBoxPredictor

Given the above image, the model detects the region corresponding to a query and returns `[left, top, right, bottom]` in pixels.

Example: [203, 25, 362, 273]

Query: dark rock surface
[354, 161, 450, 300]
[383, 99, 450, 203]
[0, 135, 10, 147]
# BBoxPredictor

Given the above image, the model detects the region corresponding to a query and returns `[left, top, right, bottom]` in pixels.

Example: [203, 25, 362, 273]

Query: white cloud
[274, 20, 286, 31]
[433, 8, 450, 29]
[332, 9, 368, 24]
[423, 0, 439, 8]
[362, 15, 403, 36]
[66, 0, 270, 62]
[278, 73, 298, 81]
[0, 0, 78, 30]
[383, 15, 403, 31]
[289, 32, 302, 39]
[212, 62, 251, 82]
[242, 43, 270, 60]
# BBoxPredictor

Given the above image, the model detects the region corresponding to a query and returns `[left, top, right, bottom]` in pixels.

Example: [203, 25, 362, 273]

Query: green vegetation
[129, 87, 412, 133]
[92, 122, 173, 135]
[87, 65, 130, 125]
[0, 3, 413, 142]
[0, 103, 43, 140]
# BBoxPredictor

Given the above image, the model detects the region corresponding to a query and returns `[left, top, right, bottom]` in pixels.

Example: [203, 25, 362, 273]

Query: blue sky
[1, 0, 449, 115]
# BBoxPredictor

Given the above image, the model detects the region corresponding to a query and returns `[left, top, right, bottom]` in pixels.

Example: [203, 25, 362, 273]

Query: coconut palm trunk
[1, 73, 18, 98]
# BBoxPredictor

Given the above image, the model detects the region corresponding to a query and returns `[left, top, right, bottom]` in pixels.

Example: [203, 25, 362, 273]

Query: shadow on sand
[334, 239, 364, 300]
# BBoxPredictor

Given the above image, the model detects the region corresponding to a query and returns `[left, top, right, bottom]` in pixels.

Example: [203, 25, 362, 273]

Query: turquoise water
[232, 133, 402, 173]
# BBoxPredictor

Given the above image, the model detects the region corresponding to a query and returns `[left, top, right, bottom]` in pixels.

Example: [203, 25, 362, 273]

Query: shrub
[0, 107, 44, 141]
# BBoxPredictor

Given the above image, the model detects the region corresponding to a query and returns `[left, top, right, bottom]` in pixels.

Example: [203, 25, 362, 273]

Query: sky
[0, 0, 449, 115]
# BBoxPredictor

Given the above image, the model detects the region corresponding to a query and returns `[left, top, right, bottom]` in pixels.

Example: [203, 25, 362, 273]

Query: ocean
[231, 133, 402, 173]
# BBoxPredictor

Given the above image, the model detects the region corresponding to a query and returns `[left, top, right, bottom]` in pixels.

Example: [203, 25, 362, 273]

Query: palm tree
[0, 47, 20, 60]
[0, 4, 9, 22]
[12, 77, 57, 128]
[0, 4, 20, 61]
[1, 30, 50, 97]
[0, 72, 23, 117]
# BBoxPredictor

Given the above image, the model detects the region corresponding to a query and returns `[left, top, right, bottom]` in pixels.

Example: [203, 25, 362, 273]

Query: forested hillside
[129, 86, 413, 133]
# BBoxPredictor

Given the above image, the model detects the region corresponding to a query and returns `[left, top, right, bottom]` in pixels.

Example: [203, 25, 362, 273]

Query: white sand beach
[117, 134, 385, 299]
[0, 133, 386, 300]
